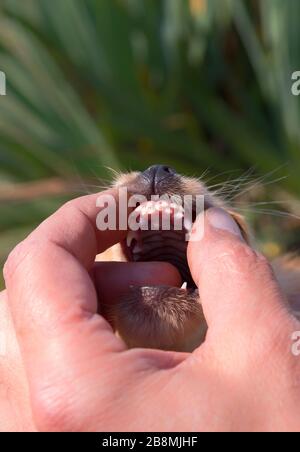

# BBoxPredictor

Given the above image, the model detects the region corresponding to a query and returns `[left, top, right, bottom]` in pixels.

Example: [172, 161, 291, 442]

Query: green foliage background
[0, 0, 299, 288]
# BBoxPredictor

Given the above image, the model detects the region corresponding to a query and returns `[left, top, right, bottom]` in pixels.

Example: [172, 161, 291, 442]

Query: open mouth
[123, 199, 196, 288]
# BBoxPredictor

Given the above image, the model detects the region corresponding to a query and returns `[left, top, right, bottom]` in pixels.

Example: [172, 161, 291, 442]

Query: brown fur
[98, 170, 300, 351]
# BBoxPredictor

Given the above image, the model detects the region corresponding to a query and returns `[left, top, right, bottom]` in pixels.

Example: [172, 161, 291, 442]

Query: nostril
[155, 165, 177, 182]
[161, 166, 174, 175]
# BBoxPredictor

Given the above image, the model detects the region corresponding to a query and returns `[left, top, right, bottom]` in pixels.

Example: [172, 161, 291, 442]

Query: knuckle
[60, 199, 80, 216]
[214, 240, 272, 278]
[3, 241, 28, 282]
[3, 238, 45, 284]
[236, 245, 261, 272]
[60, 199, 75, 213]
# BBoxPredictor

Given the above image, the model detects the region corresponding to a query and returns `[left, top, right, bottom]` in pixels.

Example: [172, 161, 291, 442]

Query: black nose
[142, 165, 177, 192]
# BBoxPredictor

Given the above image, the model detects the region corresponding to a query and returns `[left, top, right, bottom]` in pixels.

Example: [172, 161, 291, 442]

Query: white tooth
[126, 231, 138, 248]
[181, 282, 187, 289]
[174, 211, 184, 220]
[184, 217, 193, 232]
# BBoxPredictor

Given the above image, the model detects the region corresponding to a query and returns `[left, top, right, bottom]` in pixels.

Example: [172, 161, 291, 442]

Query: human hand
[3, 192, 300, 431]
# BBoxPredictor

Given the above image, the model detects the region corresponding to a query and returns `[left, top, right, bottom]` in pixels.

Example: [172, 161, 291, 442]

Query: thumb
[187, 208, 288, 338]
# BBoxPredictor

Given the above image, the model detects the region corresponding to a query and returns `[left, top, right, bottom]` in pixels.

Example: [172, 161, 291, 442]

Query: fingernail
[207, 208, 243, 238]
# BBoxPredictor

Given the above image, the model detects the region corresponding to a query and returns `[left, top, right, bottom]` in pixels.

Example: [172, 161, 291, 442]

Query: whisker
[203, 168, 244, 185]
[234, 200, 289, 206]
[197, 168, 211, 181]
[207, 168, 257, 194]
[207, 164, 289, 204]
[229, 175, 288, 201]
[234, 207, 300, 221]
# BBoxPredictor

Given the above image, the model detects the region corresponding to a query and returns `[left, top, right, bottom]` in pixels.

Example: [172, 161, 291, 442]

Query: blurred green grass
[0, 0, 299, 289]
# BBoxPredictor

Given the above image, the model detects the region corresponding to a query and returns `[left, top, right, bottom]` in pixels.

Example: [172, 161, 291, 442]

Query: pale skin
[1, 190, 300, 431]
